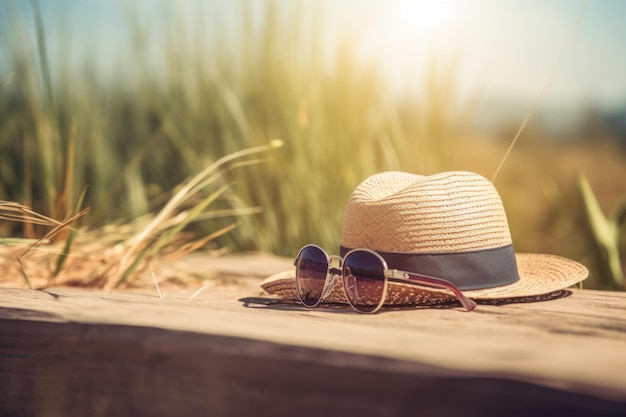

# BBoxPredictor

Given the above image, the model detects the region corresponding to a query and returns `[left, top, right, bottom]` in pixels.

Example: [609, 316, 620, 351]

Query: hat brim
[259, 253, 588, 307]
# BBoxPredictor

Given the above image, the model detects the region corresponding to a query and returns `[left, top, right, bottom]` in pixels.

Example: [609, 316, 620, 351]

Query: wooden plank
[1, 254, 626, 416]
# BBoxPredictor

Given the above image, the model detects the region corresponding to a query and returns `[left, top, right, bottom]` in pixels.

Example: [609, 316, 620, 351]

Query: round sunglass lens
[296, 246, 329, 307]
[342, 250, 386, 313]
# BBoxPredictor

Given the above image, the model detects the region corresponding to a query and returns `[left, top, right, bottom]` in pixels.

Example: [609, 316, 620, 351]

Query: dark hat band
[339, 244, 520, 291]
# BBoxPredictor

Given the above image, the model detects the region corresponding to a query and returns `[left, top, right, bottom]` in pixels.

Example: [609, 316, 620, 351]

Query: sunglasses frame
[294, 244, 477, 313]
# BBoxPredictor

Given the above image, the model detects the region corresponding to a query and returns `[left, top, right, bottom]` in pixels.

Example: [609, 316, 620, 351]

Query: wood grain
[1, 254, 625, 416]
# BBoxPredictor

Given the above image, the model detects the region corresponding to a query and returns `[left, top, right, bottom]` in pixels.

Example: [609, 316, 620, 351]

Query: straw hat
[261, 171, 588, 307]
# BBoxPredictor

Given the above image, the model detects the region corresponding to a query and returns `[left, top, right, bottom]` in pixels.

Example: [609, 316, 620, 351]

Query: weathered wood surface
[1, 253, 626, 416]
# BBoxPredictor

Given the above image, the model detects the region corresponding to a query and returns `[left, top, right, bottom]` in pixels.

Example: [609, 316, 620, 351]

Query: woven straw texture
[341, 171, 512, 252]
[261, 171, 588, 306]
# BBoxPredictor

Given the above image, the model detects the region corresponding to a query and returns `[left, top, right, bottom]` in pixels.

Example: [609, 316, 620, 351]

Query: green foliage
[578, 174, 626, 290]
[3, 1, 622, 293]
[0, 1, 466, 257]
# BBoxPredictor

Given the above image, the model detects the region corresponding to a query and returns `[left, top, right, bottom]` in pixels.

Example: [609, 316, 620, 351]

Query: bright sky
[326, 0, 626, 110]
[2, 0, 626, 114]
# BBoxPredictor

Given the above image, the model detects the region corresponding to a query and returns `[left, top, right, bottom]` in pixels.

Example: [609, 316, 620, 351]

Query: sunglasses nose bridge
[329, 255, 342, 269]
[321, 257, 342, 300]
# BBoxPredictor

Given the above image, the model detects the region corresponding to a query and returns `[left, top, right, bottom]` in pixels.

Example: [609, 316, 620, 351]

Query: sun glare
[398, 0, 453, 32]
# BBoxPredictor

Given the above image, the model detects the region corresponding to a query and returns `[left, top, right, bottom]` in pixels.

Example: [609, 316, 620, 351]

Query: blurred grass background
[0, 0, 625, 289]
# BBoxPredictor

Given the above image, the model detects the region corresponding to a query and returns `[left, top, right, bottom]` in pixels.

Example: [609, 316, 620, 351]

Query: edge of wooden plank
[2, 316, 626, 417]
[1, 284, 626, 408]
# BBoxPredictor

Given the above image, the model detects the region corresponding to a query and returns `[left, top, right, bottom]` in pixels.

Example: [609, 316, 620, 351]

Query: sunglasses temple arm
[393, 271, 477, 312]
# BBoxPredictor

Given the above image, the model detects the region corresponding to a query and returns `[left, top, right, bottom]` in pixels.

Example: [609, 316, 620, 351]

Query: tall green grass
[579, 174, 626, 290]
[0, 1, 467, 257]
[0, 1, 623, 288]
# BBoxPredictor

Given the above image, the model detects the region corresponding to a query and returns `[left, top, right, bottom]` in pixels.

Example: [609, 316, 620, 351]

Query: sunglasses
[294, 245, 477, 313]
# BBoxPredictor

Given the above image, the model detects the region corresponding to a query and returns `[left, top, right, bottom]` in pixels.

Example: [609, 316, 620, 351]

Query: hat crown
[341, 171, 513, 253]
